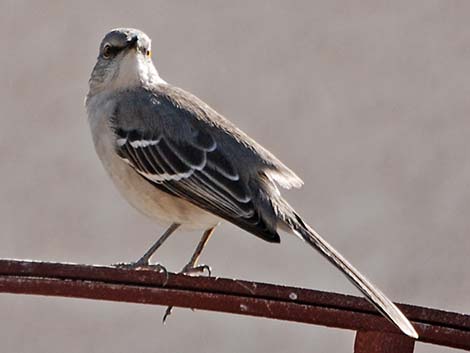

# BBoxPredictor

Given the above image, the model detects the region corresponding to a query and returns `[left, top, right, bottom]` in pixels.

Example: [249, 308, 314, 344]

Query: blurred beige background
[1, 1, 469, 352]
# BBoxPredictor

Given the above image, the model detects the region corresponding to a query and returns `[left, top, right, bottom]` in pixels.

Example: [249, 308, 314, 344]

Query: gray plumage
[86, 28, 418, 339]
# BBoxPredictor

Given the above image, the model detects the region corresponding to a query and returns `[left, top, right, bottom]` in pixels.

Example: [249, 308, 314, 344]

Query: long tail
[288, 215, 418, 338]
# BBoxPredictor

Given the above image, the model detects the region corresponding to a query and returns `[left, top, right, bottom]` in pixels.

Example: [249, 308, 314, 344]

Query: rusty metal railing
[0, 259, 468, 352]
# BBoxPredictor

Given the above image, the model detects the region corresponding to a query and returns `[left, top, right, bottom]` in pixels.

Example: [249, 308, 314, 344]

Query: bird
[85, 28, 418, 339]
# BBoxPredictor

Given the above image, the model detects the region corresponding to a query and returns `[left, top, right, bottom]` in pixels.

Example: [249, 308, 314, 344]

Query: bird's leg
[135, 223, 181, 266]
[181, 226, 216, 276]
[163, 226, 216, 323]
[113, 223, 181, 271]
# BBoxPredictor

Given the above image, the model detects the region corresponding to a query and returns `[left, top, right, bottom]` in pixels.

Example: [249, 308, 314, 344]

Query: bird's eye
[146, 49, 151, 57]
[103, 44, 113, 59]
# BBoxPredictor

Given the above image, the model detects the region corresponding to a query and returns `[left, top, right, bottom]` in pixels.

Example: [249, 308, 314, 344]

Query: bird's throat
[113, 52, 165, 90]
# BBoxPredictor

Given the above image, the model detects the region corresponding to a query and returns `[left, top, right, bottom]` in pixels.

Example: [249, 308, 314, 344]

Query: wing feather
[114, 128, 271, 235]
[110, 86, 283, 242]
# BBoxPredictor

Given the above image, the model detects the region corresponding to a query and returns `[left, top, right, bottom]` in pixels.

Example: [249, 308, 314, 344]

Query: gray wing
[111, 86, 289, 242]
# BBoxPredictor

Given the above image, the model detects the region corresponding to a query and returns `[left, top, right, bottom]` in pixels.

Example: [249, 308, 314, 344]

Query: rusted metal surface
[0, 259, 469, 350]
[354, 331, 415, 353]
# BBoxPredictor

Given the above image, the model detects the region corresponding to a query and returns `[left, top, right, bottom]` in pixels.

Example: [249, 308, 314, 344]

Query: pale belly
[87, 95, 220, 231]
[101, 149, 221, 230]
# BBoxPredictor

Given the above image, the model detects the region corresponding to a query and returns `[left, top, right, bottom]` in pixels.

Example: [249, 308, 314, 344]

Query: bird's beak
[126, 36, 139, 50]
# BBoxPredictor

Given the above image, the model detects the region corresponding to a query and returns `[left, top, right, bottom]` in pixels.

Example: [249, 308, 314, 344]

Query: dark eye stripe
[103, 45, 124, 58]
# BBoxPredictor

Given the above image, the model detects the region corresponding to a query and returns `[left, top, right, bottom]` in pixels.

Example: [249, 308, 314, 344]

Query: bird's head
[88, 28, 164, 96]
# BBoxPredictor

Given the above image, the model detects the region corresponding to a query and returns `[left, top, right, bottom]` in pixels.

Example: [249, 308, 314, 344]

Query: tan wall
[0, 1, 468, 352]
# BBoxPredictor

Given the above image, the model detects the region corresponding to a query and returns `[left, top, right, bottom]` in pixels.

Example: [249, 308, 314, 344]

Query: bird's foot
[181, 263, 212, 277]
[162, 263, 212, 323]
[112, 260, 165, 271]
[112, 261, 169, 285]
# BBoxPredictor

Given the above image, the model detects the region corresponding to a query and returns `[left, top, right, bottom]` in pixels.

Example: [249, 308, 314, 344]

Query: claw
[111, 261, 169, 284]
[162, 306, 173, 324]
[112, 261, 163, 271]
[182, 264, 212, 277]
[162, 263, 212, 323]
[111, 261, 137, 268]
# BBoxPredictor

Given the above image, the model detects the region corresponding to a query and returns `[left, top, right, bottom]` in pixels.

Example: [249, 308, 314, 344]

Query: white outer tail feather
[291, 224, 418, 339]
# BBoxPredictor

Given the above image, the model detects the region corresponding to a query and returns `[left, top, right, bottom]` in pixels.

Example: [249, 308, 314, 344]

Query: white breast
[86, 92, 220, 230]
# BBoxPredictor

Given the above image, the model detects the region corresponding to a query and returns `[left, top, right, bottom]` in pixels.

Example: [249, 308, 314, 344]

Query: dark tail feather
[290, 217, 418, 338]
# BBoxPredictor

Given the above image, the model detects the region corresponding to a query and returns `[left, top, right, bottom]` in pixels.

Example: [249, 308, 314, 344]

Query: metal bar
[354, 331, 415, 353]
[0, 259, 468, 350]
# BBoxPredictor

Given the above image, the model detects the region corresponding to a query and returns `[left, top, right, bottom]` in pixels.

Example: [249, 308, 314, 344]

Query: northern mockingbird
[86, 28, 418, 338]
